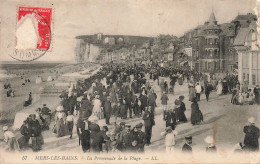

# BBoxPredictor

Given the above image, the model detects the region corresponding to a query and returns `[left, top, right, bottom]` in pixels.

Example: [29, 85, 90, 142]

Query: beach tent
[47, 76, 53, 82]
[13, 112, 31, 130]
[36, 76, 42, 84]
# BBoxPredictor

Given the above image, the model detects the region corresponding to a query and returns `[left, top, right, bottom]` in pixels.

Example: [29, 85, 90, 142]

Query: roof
[208, 12, 217, 25]
[233, 14, 257, 22]
[220, 23, 236, 36]
[233, 28, 249, 46]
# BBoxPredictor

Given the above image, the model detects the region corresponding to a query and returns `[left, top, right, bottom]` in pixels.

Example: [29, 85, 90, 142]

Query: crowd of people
[1, 63, 259, 154]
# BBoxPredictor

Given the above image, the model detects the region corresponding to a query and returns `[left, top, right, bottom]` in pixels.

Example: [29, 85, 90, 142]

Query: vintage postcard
[0, 0, 260, 163]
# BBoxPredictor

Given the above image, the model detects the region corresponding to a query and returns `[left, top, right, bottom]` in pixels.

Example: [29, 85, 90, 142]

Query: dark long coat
[190, 102, 203, 125]
[243, 124, 260, 151]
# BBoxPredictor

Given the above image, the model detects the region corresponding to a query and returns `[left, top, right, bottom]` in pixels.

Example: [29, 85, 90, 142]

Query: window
[252, 74, 256, 85]
[243, 73, 245, 80]
[205, 62, 208, 70]
[214, 49, 218, 56]
[209, 38, 213, 44]
[210, 49, 213, 56]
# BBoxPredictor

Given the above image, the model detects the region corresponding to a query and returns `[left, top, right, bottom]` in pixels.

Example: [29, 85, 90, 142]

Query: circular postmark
[9, 8, 52, 62]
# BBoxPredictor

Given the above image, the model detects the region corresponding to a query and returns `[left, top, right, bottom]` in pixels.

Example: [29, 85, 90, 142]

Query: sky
[0, 0, 256, 62]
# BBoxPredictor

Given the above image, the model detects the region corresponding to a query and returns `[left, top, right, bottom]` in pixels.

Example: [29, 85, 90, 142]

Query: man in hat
[243, 117, 260, 152]
[161, 126, 178, 153]
[3, 126, 20, 151]
[143, 106, 154, 145]
[161, 91, 169, 111]
[182, 136, 192, 152]
[78, 117, 90, 152]
[205, 136, 217, 152]
[104, 96, 112, 125]
[147, 89, 157, 118]
[132, 123, 146, 152]
[120, 124, 132, 151]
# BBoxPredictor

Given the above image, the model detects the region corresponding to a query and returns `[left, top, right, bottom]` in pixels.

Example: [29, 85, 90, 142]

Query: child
[66, 111, 74, 139]
[3, 126, 20, 151]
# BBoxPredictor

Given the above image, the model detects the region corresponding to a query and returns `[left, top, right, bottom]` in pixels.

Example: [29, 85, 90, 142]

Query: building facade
[234, 21, 260, 86]
[180, 12, 257, 75]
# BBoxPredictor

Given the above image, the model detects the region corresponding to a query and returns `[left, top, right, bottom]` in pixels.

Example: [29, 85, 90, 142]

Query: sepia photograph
[0, 0, 259, 163]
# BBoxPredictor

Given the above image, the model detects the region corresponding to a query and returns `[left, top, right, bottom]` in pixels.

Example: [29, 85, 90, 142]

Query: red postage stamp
[16, 6, 52, 51]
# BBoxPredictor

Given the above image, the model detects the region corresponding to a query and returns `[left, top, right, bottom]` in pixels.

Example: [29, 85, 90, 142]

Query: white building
[234, 21, 260, 86]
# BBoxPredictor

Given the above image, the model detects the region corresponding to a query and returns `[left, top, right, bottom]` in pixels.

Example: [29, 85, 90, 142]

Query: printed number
[22, 156, 27, 160]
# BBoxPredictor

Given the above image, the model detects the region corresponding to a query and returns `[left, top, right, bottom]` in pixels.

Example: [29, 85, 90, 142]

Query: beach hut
[36, 76, 42, 84]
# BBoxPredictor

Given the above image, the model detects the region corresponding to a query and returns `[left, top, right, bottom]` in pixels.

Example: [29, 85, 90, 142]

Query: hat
[43, 104, 46, 106]
[56, 106, 64, 112]
[125, 124, 131, 128]
[3, 126, 8, 131]
[95, 95, 100, 99]
[179, 96, 184, 100]
[204, 136, 213, 144]
[88, 115, 98, 122]
[185, 136, 192, 141]
[248, 117, 255, 124]
[165, 126, 172, 133]
[136, 123, 143, 128]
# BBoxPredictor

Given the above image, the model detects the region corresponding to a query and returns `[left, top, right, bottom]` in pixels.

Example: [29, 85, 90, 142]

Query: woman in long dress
[217, 80, 223, 95]
[190, 98, 203, 125]
[188, 83, 196, 102]
[92, 95, 102, 120]
[55, 106, 67, 137]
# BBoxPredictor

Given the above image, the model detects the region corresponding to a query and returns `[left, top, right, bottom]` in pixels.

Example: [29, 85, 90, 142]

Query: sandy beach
[0, 62, 97, 128]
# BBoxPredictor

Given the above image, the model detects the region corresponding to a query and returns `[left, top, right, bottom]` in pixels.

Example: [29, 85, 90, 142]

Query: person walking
[78, 118, 90, 152]
[104, 96, 112, 125]
[3, 126, 20, 152]
[160, 126, 178, 153]
[188, 83, 196, 102]
[161, 91, 169, 111]
[66, 111, 74, 139]
[143, 107, 153, 145]
[195, 82, 202, 101]
[190, 98, 203, 126]
[176, 97, 187, 123]
[54, 106, 67, 138]
[205, 83, 212, 102]
[243, 117, 260, 152]
[29, 114, 43, 152]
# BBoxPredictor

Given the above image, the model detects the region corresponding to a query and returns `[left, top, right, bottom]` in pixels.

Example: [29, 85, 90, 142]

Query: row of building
[74, 12, 260, 86]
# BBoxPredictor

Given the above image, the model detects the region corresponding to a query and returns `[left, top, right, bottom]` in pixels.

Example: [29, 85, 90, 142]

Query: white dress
[92, 98, 102, 119]
[217, 82, 223, 95]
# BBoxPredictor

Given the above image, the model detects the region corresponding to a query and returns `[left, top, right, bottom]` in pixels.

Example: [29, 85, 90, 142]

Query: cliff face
[75, 39, 102, 63]
[74, 34, 153, 64]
